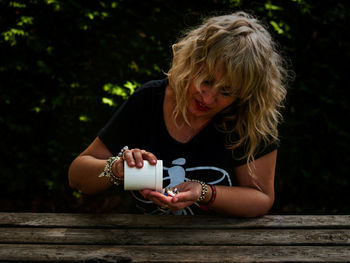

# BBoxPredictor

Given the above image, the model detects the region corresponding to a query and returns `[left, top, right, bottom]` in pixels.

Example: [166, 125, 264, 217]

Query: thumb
[172, 191, 195, 203]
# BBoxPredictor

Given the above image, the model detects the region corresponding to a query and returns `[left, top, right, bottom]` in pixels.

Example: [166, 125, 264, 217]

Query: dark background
[1, 0, 349, 214]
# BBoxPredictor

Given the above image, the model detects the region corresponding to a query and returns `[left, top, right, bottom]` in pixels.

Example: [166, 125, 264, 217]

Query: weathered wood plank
[1, 227, 350, 246]
[1, 213, 350, 229]
[0, 244, 349, 262]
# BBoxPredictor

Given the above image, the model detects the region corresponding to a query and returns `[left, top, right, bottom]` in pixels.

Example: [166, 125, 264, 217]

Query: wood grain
[0, 244, 349, 263]
[1, 213, 350, 262]
[1, 213, 350, 229]
[1, 227, 350, 245]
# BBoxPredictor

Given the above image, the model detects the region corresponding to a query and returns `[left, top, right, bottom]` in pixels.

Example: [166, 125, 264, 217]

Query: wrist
[187, 179, 208, 203]
[111, 159, 122, 179]
[98, 146, 128, 186]
[199, 184, 212, 204]
[199, 184, 217, 211]
[98, 156, 123, 186]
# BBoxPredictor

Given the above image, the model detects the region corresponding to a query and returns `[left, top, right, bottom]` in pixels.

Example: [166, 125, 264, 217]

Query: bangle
[98, 156, 123, 186]
[118, 146, 129, 159]
[98, 146, 129, 186]
[187, 179, 208, 202]
[199, 185, 217, 211]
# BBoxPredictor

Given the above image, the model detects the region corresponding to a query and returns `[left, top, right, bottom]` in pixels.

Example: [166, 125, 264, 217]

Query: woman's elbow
[255, 195, 275, 217]
[244, 194, 275, 218]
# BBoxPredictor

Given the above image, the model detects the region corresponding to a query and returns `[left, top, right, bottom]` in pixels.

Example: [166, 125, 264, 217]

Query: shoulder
[123, 79, 167, 108]
[121, 78, 167, 114]
[134, 79, 168, 96]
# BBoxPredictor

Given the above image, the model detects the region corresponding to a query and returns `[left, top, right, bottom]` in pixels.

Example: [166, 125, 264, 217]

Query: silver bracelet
[98, 146, 129, 185]
[187, 179, 208, 202]
[98, 156, 123, 186]
[98, 146, 128, 186]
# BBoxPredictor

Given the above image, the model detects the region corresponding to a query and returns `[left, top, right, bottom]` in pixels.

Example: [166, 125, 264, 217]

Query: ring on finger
[122, 150, 128, 160]
[118, 146, 129, 160]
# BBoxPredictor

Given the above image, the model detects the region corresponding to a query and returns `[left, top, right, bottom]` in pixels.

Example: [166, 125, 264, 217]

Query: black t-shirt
[98, 79, 278, 215]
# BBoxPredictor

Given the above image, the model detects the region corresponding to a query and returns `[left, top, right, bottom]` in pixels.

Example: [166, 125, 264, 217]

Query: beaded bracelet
[98, 146, 128, 186]
[199, 184, 217, 211]
[187, 179, 208, 202]
[98, 156, 123, 186]
[118, 146, 129, 159]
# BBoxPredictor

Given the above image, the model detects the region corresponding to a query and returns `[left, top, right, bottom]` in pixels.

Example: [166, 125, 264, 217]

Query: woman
[68, 11, 289, 217]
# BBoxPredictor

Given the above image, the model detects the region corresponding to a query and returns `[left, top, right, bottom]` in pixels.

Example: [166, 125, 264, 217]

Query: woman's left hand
[140, 181, 203, 210]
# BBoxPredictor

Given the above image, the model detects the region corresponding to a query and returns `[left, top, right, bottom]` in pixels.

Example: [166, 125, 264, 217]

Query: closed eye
[202, 80, 214, 86]
[219, 86, 234, 97]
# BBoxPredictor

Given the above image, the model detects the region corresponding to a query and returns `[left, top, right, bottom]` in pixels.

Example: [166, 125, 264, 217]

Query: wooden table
[0, 213, 349, 262]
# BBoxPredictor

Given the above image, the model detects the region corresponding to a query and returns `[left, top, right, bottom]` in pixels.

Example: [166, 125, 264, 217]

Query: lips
[195, 99, 210, 112]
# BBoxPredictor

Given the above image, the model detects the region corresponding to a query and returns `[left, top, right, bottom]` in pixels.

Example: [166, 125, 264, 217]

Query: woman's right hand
[112, 148, 158, 179]
[140, 181, 206, 211]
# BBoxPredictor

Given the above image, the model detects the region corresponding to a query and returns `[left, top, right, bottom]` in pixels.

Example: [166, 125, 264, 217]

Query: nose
[200, 87, 218, 105]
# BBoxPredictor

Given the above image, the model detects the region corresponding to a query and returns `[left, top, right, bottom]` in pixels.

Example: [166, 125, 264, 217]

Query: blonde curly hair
[167, 11, 290, 177]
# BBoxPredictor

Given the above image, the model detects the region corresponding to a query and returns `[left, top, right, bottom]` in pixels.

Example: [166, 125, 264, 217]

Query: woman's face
[187, 70, 236, 122]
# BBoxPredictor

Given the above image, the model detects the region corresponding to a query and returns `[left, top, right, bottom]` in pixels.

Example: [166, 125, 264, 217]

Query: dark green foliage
[0, 0, 349, 213]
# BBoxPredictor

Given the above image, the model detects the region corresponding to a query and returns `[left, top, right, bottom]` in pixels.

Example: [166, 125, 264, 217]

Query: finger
[162, 196, 194, 210]
[123, 150, 136, 167]
[142, 151, 157, 165]
[141, 189, 163, 200]
[147, 190, 171, 201]
[145, 194, 171, 207]
[139, 189, 152, 198]
[132, 148, 144, 168]
[148, 196, 169, 208]
[143, 190, 175, 207]
[145, 191, 192, 211]
[171, 191, 196, 203]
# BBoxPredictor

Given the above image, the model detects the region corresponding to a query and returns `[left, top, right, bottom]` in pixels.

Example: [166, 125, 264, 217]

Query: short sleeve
[232, 138, 280, 167]
[98, 79, 166, 155]
[98, 94, 140, 155]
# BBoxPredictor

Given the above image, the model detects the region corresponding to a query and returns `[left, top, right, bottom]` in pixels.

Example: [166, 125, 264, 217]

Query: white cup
[124, 160, 163, 192]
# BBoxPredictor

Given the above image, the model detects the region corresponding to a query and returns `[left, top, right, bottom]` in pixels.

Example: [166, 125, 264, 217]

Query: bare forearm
[211, 185, 274, 217]
[68, 155, 111, 194]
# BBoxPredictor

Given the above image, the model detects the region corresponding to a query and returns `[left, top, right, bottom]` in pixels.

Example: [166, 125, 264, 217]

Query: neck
[163, 86, 211, 143]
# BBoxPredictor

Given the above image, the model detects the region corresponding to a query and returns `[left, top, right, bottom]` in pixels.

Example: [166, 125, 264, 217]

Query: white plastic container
[124, 160, 163, 192]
